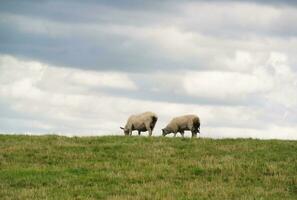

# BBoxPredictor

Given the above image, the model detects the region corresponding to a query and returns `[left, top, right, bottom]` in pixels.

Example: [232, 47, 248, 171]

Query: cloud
[1, 1, 297, 72]
[0, 54, 137, 92]
[207, 125, 297, 140]
[183, 51, 297, 107]
[0, 55, 139, 133]
[0, 54, 296, 140]
[183, 70, 272, 100]
[0, 1, 297, 140]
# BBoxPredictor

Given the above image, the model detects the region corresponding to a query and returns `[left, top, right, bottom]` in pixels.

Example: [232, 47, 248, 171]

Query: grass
[0, 135, 296, 200]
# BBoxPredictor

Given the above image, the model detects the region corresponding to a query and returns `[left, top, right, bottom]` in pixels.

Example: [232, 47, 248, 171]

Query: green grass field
[0, 135, 296, 200]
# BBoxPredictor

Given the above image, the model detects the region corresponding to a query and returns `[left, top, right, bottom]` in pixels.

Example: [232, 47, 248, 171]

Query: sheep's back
[171, 115, 199, 127]
[126, 112, 157, 129]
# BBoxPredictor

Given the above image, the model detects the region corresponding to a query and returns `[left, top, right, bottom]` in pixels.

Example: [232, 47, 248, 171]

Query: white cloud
[1, 1, 297, 140]
[0, 54, 137, 94]
[70, 71, 136, 90]
[205, 125, 297, 140]
[0, 55, 138, 134]
[182, 51, 297, 108]
[180, 1, 282, 34]
[0, 54, 296, 140]
[183, 70, 272, 100]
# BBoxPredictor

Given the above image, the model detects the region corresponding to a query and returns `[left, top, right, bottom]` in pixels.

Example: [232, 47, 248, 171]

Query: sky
[0, 0, 297, 139]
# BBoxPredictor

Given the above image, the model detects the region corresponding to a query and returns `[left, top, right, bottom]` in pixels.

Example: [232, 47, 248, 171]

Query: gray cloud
[0, 1, 297, 139]
[1, 0, 297, 73]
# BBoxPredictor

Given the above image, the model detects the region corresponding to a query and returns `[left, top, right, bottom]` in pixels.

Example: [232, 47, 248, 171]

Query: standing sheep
[120, 112, 158, 136]
[162, 114, 200, 138]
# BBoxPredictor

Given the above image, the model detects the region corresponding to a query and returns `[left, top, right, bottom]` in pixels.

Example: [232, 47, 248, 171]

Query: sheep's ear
[120, 127, 124, 130]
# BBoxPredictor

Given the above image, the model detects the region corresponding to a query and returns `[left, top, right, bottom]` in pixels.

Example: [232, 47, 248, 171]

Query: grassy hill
[0, 135, 296, 200]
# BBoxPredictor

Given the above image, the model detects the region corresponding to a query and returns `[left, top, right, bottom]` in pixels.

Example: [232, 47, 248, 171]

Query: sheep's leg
[192, 119, 200, 137]
[191, 130, 197, 138]
[145, 122, 153, 136]
[195, 126, 200, 137]
[129, 130, 132, 136]
[173, 132, 177, 137]
[190, 121, 198, 138]
[193, 122, 200, 138]
[146, 129, 152, 136]
[138, 130, 141, 136]
[180, 131, 185, 138]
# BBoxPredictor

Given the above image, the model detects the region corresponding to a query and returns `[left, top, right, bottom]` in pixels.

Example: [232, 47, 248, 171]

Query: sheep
[162, 114, 200, 138]
[120, 111, 158, 136]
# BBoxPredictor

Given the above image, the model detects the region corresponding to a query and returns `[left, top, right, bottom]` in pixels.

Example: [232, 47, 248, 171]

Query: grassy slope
[0, 135, 296, 200]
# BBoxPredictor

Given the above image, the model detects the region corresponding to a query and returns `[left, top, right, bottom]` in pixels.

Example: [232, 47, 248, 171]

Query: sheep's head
[162, 128, 170, 136]
[120, 127, 129, 135]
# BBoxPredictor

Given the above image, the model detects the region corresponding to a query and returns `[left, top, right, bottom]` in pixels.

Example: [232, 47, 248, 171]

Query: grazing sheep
[120, 112, 158, 136]
[162, 114, 200, 138]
